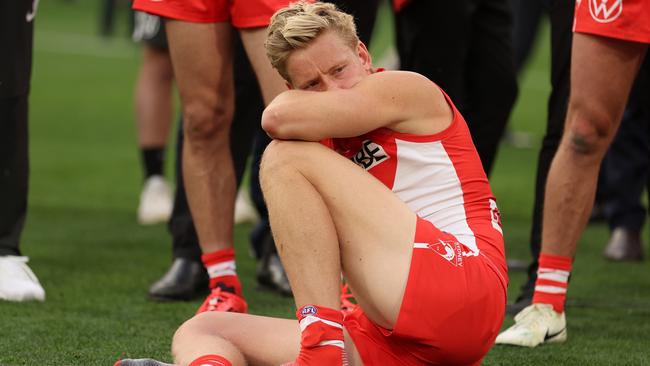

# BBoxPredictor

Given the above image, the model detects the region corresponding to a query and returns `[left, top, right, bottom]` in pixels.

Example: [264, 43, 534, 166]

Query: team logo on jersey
[589, 0, 623, 23]
[430, 239, 464, 267]
[351, 140, 389, 170]
[301, 305, 318, 317]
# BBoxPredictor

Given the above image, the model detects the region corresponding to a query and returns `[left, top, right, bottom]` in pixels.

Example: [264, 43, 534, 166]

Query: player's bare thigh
[567, 34, 647, 144]
[261, 140, 417, 329]
[164, 21, 234, 112]
[171, 311, 363, 365]
[239, 27, 288, 105]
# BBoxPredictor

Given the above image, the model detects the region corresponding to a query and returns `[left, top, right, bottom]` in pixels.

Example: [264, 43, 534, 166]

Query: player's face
[285, 30, 372, 92]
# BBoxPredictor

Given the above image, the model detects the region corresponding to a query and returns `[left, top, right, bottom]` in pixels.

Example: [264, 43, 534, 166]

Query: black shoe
[256, 234, 292, 297]
[148, 258, 209, 301]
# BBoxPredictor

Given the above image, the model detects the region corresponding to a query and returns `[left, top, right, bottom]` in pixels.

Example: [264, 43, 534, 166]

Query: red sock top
[201, 248, 241, 295]
[189, 355, 232, 366]
[533, 253, 573, 313]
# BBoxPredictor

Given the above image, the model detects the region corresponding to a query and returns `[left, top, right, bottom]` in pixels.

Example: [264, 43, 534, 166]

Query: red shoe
[196, 288, 248, 314]
[340, 284, 357, 316]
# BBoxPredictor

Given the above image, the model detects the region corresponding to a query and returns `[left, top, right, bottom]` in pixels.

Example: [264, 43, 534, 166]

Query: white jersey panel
[392, 139, 479, 255]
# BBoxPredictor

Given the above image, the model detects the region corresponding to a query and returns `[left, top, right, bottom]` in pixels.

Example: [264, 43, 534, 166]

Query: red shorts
[573, 0, 650, 43]
[132, 0, 292, 28]
[344, 218, 507, 366]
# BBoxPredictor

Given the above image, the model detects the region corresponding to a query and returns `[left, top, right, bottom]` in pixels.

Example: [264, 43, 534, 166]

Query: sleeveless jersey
[322, 89, 504, 260]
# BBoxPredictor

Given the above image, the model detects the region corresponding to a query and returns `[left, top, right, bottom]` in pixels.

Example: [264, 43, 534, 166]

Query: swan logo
[589, 0, 623, 23]
[431, 240, 464, 267]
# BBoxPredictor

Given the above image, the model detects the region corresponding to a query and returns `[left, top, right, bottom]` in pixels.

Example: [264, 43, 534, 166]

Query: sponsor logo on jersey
[351, 140, 389, 170]
[589, 0, 623, 23]
[489, 198, 503, 234]
[301, 305, 318, 317]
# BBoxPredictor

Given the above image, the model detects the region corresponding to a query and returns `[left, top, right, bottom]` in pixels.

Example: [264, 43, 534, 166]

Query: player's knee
[183, 100, 233, 143]
[261, 140, 299, 170]
[565, 105, 615, 156]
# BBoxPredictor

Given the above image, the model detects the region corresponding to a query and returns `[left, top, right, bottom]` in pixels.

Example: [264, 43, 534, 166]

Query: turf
[1, 1, 649, 365]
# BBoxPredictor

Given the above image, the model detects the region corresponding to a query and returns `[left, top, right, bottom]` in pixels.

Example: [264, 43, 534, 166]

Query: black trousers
[0, 95, 29, 256]
[395, 0, 518, 176]
[520, 0, 573, 297]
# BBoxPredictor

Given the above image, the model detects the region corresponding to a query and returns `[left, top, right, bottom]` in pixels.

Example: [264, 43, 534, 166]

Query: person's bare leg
[171, 311, 363, 366]
[165, 22, 236, 252]
[542, 34, 647, 257]
[134, 45, 174, 148]
[260, 140, 417, 329]
[239, 28, 288, 105]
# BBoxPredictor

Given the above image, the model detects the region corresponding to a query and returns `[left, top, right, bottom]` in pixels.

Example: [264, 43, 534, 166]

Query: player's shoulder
[365, 70, 440, 99]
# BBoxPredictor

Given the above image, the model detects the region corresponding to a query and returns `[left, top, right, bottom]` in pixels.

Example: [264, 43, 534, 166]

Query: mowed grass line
[1, 1, 649, 365]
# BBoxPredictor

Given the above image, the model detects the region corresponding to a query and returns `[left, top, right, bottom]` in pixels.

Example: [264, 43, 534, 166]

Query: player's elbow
[261, 105, 284, 139]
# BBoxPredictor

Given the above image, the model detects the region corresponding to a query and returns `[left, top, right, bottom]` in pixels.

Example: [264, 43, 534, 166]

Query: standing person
[393, 0, 518, 176]
[132, 11, 174, 225]
[117, 3, 507, 365]
[0, 0, 46, 302]
[497, 0, 649, 347]
[131, 0, 299, 312]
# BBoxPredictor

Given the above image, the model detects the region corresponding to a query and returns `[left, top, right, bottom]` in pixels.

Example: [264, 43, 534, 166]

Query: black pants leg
[395, 0, 517, 176]
[512, 0, 544, 72]
[0, 95, 29, 257]
[520, 0, 575, 299]
[168, 34, 262, 261]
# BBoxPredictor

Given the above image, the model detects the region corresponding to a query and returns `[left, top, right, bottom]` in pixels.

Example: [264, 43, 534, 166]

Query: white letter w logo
[589, 0, 623, 23]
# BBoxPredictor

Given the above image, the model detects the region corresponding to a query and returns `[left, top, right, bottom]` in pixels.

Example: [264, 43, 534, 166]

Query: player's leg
[164, 21, 244, 309]
[134, 43, 174, 224]
[165, 21, 235, 253]
[170, 311, 362, 366]
[239, 27, 288, 105]
[497, 34, 647, 347]
[260, 140, 417, 363]
[542, 34, 646, 258]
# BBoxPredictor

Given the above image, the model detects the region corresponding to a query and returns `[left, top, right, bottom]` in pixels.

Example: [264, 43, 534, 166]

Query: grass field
[1, 1, 649, 365]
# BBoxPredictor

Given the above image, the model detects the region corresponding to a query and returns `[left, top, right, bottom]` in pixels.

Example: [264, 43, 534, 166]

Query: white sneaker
[495, 303, 567, 347]
[234, 189, 259, 225]
[0, 256, 46, 302]
[137, 175, 173, 225]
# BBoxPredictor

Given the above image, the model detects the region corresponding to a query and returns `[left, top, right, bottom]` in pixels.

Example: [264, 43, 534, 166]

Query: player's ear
[357, 41, 372, 72]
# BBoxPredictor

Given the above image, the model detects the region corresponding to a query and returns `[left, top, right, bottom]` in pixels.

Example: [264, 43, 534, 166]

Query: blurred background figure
[132, 11, 174, 225]
[393, 0, 518, 176]
[0, 0, 46, 302]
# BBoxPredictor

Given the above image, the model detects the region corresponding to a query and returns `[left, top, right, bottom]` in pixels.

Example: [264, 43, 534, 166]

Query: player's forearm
[262, 89, 384, 141]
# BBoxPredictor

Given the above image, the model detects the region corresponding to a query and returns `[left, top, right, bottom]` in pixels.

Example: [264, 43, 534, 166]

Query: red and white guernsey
[322, 89, 505, 263]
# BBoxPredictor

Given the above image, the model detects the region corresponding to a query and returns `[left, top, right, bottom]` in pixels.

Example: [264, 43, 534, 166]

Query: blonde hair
[265, 1, 359, 81]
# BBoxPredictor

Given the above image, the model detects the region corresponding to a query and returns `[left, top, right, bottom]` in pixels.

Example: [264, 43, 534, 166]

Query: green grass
[1, 1, 649, 365]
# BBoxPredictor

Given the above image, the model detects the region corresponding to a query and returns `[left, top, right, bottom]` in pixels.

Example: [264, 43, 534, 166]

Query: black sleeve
[0, 0, 35, 97]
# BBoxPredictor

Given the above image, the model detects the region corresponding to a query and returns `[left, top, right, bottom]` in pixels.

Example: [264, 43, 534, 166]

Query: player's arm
[261, 71, 452, 141]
